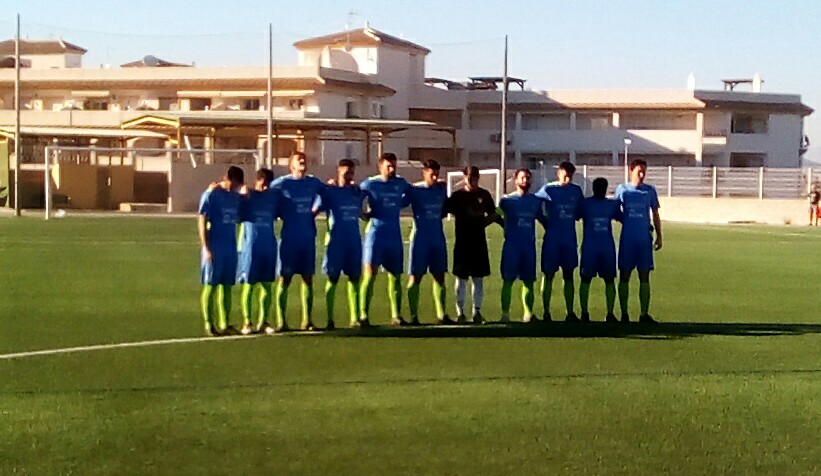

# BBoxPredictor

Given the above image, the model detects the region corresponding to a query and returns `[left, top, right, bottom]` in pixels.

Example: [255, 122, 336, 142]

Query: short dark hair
[629, 159, 647, 170]
[422, 159, 441, 171]
[592, 177, 608, 198]
[227, 166, 244, 184]
[379, 152, 397, 163]
[464, 165, 480, 177]
[514, 167, 531, 179]
[256, 168, 274, 184]
[338, 158, 356, 168]
[558, 161, 576, 176]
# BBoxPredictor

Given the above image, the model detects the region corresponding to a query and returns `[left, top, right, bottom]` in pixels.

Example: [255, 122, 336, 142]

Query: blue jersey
[580, 197, 621, 249]
[318, 185, 364, 243]
[270, 175, 324, 242]
[405, 181, 447, 240]
[360, 175, 412, 238]
[198, 187, 243, 249]
[614, 183, 659, 241]
[498, 192, 545, 246]
[238, 189, 279, 255]
[535, 182, 584, 243]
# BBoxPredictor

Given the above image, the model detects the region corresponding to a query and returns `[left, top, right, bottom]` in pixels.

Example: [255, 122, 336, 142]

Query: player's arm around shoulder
[650, 188, 662, 251]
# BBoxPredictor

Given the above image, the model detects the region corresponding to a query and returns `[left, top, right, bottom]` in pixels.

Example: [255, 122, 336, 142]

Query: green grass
[0, 217, 819, 475]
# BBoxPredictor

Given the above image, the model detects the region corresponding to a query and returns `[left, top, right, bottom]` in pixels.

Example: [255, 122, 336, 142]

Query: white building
[0, 27, 812, 168]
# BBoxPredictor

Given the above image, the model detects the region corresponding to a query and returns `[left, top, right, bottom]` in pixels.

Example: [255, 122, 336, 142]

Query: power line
[1, 20, 304, 39]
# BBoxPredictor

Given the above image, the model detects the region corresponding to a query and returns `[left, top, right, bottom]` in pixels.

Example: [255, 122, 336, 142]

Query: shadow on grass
[296, 322, 821, 340]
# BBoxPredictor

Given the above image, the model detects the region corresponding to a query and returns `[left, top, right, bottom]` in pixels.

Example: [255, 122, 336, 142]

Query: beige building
[0, 27, 813, 169]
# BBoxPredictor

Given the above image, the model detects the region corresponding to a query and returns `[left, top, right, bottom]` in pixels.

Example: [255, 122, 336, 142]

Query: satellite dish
[143, 55, 160, 67]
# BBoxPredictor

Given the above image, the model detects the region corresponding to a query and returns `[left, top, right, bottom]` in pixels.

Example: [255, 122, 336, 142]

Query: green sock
[387, 273, 402, 319]
[541, 276, 553, 316]
[240, 283, 253, 326]
[563, 278, 575, 314]
[301, 281, 314, 327]
[579, 281, 591, 314]
[432, 280, 445, 319]
[618, 280, 630, 315]
[522, 280, 535, 319]
[325, 280, 338, 325]
[360, 271, 375, 320]
[639, 281, 650, 316]
[217, 284, 232, 329]
[407, 280, 421, 318]
[501, 280, 513, 316]
[605, 282, 616, 314]
[200, 285, 215, 330]
[347, 280, 360, 325]
[276, 280, 290, 328]
[258, 282, 273, 327]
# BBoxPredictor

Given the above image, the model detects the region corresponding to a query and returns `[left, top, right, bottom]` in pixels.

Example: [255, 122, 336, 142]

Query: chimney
[686, 72, 696, 91]
[752, 73, 762, 92]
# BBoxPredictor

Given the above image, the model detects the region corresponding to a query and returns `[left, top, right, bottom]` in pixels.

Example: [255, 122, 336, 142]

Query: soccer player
[236, 168, 279, 335]
[615, 159, 663, 324]
[443, 166, 502, 324]
[405, 159, 452, 325]
[359, 152, 412, 326]
[498, 168, 547, 323]
[270, 151, 324, 331]
[198, 166, 245, 336]
[578, 177, 622, 323]
[808, 184, 820, 226]
[317, 159, 365, 329]
[535, 161, 585, 322]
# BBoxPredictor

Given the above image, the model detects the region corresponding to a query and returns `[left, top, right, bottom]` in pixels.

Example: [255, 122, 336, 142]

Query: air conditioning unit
[489, 133, 513, 145]
[31, 99, 44, 111]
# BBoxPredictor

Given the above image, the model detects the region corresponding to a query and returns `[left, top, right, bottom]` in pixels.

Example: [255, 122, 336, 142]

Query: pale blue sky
[5, 0, 821, 160]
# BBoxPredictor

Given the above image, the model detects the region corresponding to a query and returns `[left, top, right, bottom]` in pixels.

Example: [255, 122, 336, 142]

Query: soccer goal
[41, 145, 262, 219]
[446, 168, 503, 204]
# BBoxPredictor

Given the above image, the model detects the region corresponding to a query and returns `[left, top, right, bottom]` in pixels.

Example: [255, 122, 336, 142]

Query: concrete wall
[53, 163, 98, 209]
[108, 166, 135, 209]
[659, 197, 808, 225]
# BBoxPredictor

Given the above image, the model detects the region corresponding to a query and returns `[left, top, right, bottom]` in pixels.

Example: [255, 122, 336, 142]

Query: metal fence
[534, 165, 817, 200]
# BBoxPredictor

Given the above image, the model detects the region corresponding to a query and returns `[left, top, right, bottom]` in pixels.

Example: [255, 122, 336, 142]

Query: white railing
[536, 165, 816, 199]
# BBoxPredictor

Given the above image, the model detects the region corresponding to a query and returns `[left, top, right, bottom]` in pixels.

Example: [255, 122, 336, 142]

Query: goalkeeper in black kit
[443, 166, 503, 324]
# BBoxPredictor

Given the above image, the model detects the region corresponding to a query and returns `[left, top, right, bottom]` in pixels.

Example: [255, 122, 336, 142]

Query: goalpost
[446, 168, 503, 204]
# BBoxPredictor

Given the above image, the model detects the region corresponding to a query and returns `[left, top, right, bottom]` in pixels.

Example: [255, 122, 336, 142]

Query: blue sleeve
[315, 187, 328, 213]
[614, 185, 624, 203]
[613, 202, 624, 223]
[239, 196, 252, 223]
[198, 191, 210, 217]
[401, 185, 415, 208]
[575, 187, 585, 220]
[535, 185, 549, 201]
[537, 199, 549, 227]
[649, 187, 660, 212]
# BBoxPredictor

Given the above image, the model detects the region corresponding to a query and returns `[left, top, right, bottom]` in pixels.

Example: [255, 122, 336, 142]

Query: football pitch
[0, 217, 819, 475]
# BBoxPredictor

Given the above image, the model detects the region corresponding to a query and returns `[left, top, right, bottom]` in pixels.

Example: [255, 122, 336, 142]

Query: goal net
[41, 145, 261, 219]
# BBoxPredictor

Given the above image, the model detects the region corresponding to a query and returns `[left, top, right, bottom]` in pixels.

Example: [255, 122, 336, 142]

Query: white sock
[455, 278, 467, 316]
[471, 277, 484, 315]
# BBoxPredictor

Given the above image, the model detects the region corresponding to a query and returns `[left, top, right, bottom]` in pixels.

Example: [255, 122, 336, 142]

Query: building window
[344, 142, 355, 159]
[731, 114, 768, 134]
[576, 113, 612, 131]
[244, 99, 261, 111]
[288, 99, 304, 110]
[84, 99, 109, 111]
[372, 102, 385, 118]
[346, 100, 359, 118]
[189, 98, 211, 111]
[521, 113, 570, 130]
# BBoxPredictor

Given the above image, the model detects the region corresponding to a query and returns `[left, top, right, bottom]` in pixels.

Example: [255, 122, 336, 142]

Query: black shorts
[452, 239, 491, 278]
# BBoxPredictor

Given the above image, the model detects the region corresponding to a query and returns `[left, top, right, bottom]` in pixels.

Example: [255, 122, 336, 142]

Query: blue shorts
[541, 238, 579, 274]
[278, 238, 316, 277]
[618, 237, 654, 272]
[201, 247, 238, 286]
[500, 241, 537, 282]
[323, 237, 362, 281]
[237, 248, 277, 284]
[579, 244, 617, 280]
[363, 232, 404, 275]
[408, 236, 448, 276]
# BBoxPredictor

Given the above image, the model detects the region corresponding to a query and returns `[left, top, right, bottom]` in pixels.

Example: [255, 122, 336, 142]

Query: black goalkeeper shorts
[452, 240, 491, 278]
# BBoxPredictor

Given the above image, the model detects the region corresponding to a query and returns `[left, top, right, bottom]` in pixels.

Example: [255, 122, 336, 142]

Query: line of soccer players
[196, 151, 662, 336]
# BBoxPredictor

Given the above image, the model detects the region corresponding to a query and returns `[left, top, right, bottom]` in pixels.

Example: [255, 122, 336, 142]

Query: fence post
[667, 165, 673, 197]
[758, 167, 765, 200]
[712, 166, 718, 198]
[582, 164, 588, 195]
[44, 146, 51, 221]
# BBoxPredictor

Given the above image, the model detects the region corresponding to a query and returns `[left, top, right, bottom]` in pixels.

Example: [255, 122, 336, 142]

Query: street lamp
[623, 138, 632, 182]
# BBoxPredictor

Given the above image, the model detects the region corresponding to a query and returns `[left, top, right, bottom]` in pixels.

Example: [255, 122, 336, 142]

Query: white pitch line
[0, 334, 260, 361]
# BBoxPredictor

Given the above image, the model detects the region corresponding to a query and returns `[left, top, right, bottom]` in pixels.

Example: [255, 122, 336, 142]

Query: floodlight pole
[13, 13, 21, 216]
[266, 22, 273, 168]
[500, 34, 508, 194]
[623, 138, 632, 183]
